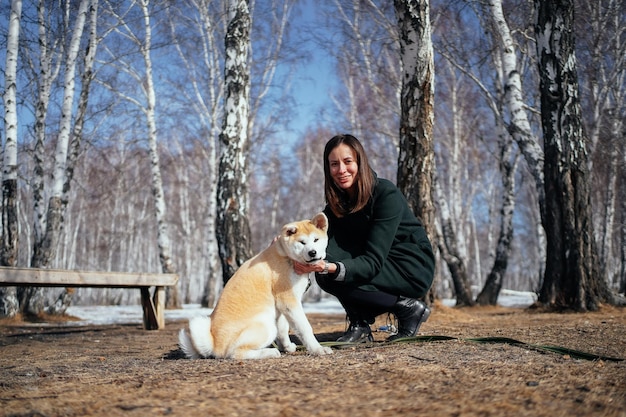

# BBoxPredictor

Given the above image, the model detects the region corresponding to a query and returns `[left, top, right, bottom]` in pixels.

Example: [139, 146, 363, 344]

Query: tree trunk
[394, 0, 437, 303]
[138, 0, 179, 308]
[475, 0, 523, 305]
[25, 0, 90, 316]
[487, 0, 546, 224]
[31, 0, 64, 258]
[429, 63, 473, 306]
[598, 111, 621, 288]
[47, 0, 100, 315]
[534, 0, 614, 310]
[434, 175, 474, 306]
[618, 194, 626, 294]
[617, 138, 626, 295]
[216, 0, 253, 284]
[23, 0, 60, 317]
[477, 136, 518, 305]
[165, 2, 224, 307]
[0, 178, 20, 317]
[0, 0, 22, 317]
[394, 0, 436, 242]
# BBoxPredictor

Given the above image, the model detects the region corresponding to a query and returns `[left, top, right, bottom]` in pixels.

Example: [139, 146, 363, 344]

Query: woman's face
[328, 143, 358, 195]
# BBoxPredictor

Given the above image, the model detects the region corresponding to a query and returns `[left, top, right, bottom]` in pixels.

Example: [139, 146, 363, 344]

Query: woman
[295, 134, 435, 342]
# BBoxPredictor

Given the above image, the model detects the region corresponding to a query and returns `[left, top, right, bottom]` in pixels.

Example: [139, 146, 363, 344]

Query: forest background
[0, 0, 624, 314]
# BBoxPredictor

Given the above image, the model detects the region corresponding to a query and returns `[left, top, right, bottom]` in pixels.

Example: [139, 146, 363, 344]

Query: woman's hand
[293, 260, 325, 275]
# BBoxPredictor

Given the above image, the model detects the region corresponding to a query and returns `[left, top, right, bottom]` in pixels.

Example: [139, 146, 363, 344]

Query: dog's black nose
[308, 250, 317, 258]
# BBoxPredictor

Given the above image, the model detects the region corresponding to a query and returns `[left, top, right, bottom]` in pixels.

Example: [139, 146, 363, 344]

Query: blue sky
[287, 0, 337, 135]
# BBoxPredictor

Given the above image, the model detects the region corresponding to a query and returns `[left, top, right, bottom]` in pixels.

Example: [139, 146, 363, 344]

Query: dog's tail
[178, 316, 214, 359]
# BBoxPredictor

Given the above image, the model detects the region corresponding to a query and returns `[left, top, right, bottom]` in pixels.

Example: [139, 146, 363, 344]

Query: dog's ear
[311, 212, 328, 232]
[282, 224, 298, 237]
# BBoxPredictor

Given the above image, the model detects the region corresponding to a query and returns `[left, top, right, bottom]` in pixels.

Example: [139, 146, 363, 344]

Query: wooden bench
[0, 266, 179, 330]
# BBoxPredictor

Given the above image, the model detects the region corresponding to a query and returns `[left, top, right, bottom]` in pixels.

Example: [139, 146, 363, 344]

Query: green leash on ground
[318, 335, 624, 362]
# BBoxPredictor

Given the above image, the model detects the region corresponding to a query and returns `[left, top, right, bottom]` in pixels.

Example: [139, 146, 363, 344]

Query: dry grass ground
[1, 302, 624, 417]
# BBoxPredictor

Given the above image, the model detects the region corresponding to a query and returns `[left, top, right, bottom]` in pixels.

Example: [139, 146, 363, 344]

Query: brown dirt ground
[1, 302, 625, 417]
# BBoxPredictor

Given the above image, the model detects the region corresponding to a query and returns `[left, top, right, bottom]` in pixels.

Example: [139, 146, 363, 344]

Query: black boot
[386, 297, 431, 342]
[337, 320, 374, 343]
[335, 303, 374, 343]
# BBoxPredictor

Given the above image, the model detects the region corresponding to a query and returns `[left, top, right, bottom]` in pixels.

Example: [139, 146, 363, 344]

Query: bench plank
[0, 266, 178, 330]
[0, 266, 178, 288]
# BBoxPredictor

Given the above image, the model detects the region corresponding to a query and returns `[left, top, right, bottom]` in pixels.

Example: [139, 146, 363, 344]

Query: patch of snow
[64, 290, 537, 327]
[442, 290, 537, 308]
[497, 289, 538, 308]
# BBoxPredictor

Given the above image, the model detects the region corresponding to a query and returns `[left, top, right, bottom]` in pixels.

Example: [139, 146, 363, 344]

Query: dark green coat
[324, 178, 434, 299]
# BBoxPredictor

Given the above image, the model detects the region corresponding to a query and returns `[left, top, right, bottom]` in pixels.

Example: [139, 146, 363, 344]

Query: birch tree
[431, 62, 477, 305]
[0, 0, 22, 317]
[30, 1, 65, 265]
[485, 0, 545, 222]
[165, 0, 298, 303]
[534, 0, 615, 310]
[434, 0, 543, 304]
[138, 0, 178, 307]
[216, 0, 253, 283]
[22, 0, 90, 316]
[164, 0, 225, 306]
[100, 0, 179, 307]
[46, 0, 100, 315]
[31, 0, 89, 268]
[476, 127, 519, 305]
[434, 173, 474, 306]
[394, 0, 436, 243]
[473, 0, 530, 304]
[14, 0, 65, 313]
[576, 0, 625, 288]
[617, 156, 626, 294]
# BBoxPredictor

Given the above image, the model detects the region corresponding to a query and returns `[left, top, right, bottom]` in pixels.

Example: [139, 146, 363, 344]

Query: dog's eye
[314, 238, 319, 242]
[299, 240, 306, 245]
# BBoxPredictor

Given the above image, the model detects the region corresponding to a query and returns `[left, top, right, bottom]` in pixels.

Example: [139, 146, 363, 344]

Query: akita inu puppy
[179, 212, 333, 360]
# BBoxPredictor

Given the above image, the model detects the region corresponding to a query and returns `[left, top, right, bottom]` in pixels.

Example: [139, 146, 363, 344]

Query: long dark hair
[324, 134, 375, 217]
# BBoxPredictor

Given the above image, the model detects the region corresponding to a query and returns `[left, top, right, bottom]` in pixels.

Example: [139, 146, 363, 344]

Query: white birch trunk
[0, 0, 23, 317]
[2, 0, 20, 187]
[138, 0, 178, 307]
[434, 172, 474, 306]
[32, 1, 64, 247]
[27, 0, 89, 316]
[488, 0, 545, 221]
[477, 125, 519, 305]
[216, 0, 252, 283]
[99, 0, 180, 305]
[579, 0, 626, 286]
[166, 1, 223, 306]
[47, 0, 100, 315]
[394, 0, 437, 241]
[449, 78, 468, 260]
[599, 115, 621, 282]
[48, 0, 89, 203]
[435, 63, 482, 298]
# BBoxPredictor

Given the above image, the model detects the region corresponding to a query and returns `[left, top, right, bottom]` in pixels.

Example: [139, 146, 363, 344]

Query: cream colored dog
[179, 213, 333, 360]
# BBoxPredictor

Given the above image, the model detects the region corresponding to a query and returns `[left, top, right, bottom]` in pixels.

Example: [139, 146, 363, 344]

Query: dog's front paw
[308, 345, 333, 356]
[283, 342, 297, 353]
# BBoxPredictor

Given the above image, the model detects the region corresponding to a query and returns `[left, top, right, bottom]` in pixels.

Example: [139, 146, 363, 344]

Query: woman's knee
[316, 274, 338, 293]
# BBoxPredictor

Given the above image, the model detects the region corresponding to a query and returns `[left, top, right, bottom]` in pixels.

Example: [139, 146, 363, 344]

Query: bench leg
[154, 285, 165, 329]
[140, 286, 165, 330]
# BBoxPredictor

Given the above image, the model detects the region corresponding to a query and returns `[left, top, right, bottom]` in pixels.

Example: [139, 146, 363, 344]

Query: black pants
[316, 274, 399, 323]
